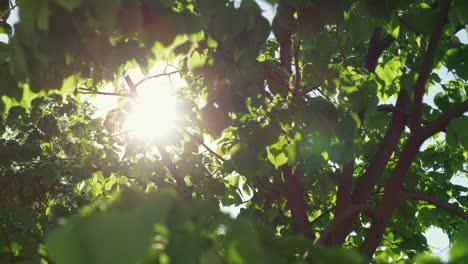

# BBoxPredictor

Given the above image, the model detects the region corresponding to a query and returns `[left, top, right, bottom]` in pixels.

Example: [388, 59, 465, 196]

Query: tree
[0, 0, 467, 263]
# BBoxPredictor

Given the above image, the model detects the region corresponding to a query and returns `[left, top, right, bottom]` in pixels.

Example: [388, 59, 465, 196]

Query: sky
[1, 1, 467, 261]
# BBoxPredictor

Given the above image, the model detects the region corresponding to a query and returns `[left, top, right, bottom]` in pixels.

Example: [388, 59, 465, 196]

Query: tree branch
[352, 89, 409, 203]
[316, 28, 396, 245]
[404, 192, 468, 219]
[296, 85, 320, 97]
[0, 1, 19, 20]
[421, 99, 468, 139]
[377, 104, 430, 125]
[156, 142, 186, 187]
[310, 206, 335, 226]
[411, 0, 452, 131]
[358, 27, 393, 122]
[259, 62, 292, 94]
[377, 104, 403, 113]
[364, 27, 394, 73]
[124, 73, 138, 99]
[134, 70, 184, 89]
[336, 162, 354, 212]
[359, 130, 425, 257]
[183, 128, 225, 162]
[294, 38, 301, 90]
[78, 89, 131, 97]
[282, 165, 314, 239]
[316, 203, 376, 245]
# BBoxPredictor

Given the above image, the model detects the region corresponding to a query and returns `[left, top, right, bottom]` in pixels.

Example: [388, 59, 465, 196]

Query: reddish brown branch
[421, 99, 468, 139]
[364, 27, 394, 73]
[124, 73, 138, 99]
[156, 142, 186, 187]
[377, 104, 430, 125]
[280, 37, 293, 75]
[336, 162, 354, 212]
[316, 203, 376, 245]
[282, 165, 313, 239]
[316, 28, 396, 247]
[359, 132, 422, 257]
[352, 89, 409, 203]
[275, 1, 312, 239]
[293, 39, 301, 90]
[411, 0, 452, 131]
[259, 62, 292, 94]
[404, 192, 468, 219]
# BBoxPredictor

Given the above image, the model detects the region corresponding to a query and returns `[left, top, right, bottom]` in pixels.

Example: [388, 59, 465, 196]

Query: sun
[124, 87, 177, 141]
[122, 67, 183, 141]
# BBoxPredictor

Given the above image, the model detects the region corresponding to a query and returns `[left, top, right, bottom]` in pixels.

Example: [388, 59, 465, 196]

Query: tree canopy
[1, 0, 468, 263]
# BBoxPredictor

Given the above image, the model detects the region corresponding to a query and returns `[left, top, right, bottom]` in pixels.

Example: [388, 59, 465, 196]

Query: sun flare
[124, 89, 177, 140]
[122, 68, 182, 141]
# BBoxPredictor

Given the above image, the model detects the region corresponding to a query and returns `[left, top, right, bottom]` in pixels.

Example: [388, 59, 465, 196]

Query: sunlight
[121, 66, 183, 141]
[124, 86, 177, 140]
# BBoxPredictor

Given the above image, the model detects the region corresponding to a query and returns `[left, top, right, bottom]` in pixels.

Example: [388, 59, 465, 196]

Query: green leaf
[267, 136, 288, 169]
[0, 42, 10, 61]
[453, 0, 468, 25]
[309, 245, 364, 264]
[401, 5, 438, 35]
[226, 217, 264, 264]
[53, 0, 81, 12]
[285, 142, 296, 167]
[375, 57, 401, 86]
[433, 92, 451, 112]
[414, 254, 443, 264]
[200, 249, 223, 264]
[198, 0, 228, 15]
[344, 7, 376, 41]
[188, 51, 207, 70]
[445, 47, 468, 79]
[446, 116, 468, 149]
[37, 0, 50, 31]
[0, 20, 12, 37]
[46, 190, 175, 264]
[450, 223, 468, 263]
[0, 63, 21, 100]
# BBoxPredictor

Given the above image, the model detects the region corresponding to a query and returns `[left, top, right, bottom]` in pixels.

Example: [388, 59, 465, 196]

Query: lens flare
[123, 79, 178, 141]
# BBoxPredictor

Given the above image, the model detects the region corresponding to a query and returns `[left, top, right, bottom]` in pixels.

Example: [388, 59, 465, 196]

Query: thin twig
[0, 1, 19, 20]
[183, 129, 225, 162]
[110, 128, 135, 138]
[293, 38, 302, 90]
[296, 85, 320, 97]
[78, 90, 130, 97]
[134, 70, 184, 89]
[310, 206, 335, 226]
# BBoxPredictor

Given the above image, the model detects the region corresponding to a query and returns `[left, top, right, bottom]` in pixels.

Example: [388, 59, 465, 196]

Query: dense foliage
[1, 0, 467, 263]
